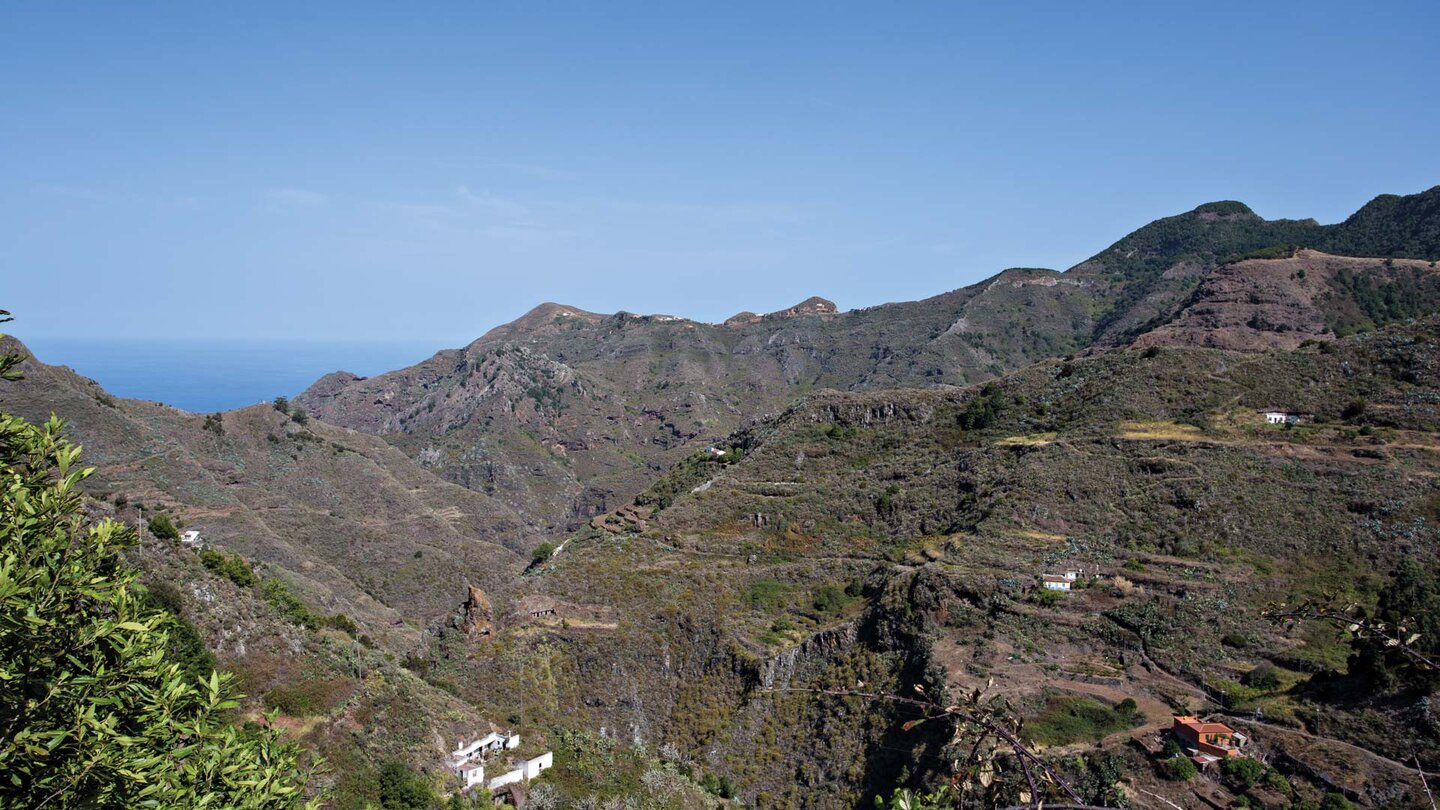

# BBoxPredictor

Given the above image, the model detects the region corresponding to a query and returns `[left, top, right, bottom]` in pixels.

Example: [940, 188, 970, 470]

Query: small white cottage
[1041, 574, 1072, 592]
[179, 530, 203, 548]
[1259, 410, 1304, 425]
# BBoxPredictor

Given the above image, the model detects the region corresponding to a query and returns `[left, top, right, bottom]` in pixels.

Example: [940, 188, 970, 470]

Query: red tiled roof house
[1170, 716, 1242, 759]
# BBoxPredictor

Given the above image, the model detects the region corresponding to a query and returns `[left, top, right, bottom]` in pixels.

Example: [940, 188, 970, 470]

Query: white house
[179, 530, 203, 547]
[1260, 410, 1303, 425]
[452, 732, 519, 762]
[486, 752, 554, 791]
[1041, 574, 1072, 592]
[455, 760, 485, 790]
[450, 731, 522, 790]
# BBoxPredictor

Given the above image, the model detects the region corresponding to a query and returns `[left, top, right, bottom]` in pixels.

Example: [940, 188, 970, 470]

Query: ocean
[19, 338, 448, 413]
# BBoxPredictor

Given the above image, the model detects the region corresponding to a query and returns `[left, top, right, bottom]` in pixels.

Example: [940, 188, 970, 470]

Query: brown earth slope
[1135, 249, 1440, 351]
[0, 336, 533, 643]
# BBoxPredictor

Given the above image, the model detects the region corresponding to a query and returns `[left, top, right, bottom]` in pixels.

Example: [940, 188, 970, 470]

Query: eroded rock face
[461, 581, 494, 639]
[1134, 250, 1440, 352]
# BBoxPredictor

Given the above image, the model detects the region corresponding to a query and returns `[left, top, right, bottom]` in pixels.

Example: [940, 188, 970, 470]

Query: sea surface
[20, 338, 447, 413]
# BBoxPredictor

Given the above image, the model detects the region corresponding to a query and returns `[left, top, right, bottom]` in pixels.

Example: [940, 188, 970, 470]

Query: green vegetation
[1023, 694, 1140, 746]
[811, 581, 859, 615]
[745, 578, 792, 612]
[1350, 559, 1440, 691]
[1229, 243, 1299, 262]
[1221, 756, 1264, 789]
[273, 395, 290, 414]
[0, 331, 317, 807]
[262, 576, 320, 630]
[1327, 264, 1440, 336]
[203, 411, 225, 435]
[531, 541, 557, 567]
[138, 580, 218, 684]
[291, 408, 310, 425]
[264, 676, 353, 717]
[148, 511, 180, 540]
[377, 759, 437, 810]
[1161, 756, 1198, 781]
[200, 546, 259, 587]
[1320, 793, 1356, 810]
[958, 383, 1004, 430]
[635, 447, 738, 510]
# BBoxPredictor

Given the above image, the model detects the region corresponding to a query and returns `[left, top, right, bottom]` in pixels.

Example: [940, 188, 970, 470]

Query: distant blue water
[21, 338, 447, 413]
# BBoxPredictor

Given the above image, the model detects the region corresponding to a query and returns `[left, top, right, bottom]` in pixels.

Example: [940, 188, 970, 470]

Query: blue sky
[4, 2, 1438, 343]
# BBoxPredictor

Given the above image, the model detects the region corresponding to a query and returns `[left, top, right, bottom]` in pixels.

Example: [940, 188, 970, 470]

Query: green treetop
[0, 316, 320, 808]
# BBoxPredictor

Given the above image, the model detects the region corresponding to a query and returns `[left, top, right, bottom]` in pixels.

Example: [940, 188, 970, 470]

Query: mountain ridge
[296, 185, 1440, 540]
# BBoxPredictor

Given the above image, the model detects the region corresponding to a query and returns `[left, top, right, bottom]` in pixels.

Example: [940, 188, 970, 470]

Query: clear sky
[4, 2, 1438, 343]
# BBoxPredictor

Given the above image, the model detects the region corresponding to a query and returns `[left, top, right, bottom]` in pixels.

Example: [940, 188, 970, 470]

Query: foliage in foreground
[0, 326, 320, 808]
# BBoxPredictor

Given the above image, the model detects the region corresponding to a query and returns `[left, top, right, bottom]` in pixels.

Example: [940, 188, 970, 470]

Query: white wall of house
[485, 752, 553, 791]
[1043, 580, 1070, 591]
[524, 752, 553, 779]
[488, 768, 524, 791]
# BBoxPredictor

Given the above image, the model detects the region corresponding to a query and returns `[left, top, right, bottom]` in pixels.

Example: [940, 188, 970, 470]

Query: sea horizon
[17, 336, 449, 414]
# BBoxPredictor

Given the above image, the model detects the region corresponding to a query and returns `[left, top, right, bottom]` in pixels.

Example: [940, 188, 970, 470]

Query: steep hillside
[0, 337, 533, 643]
[432, 318, 1440, 808]
[298, 186, 1440, 543]
[1133, 249, 1440, 351]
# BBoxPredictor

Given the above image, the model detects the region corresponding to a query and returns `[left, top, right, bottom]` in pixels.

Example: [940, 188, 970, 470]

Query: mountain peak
[1192, 200, 1260, 221]
[767, 296, 838, 319]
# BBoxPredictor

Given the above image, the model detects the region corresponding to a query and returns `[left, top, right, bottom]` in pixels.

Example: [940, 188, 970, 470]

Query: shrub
[290, 409, 309, 425]
[1320, 793, 1354, 810]
[273, 396, 290, 414]
[377, 760, 436, 810]
[317, 613, 359, 637]
[530, 542, 557, 567]
[1031, 587, 1064, 607]
[746, 579, 790, 612]
[1221, 756, 1264, 788]
[812, 583, 856, 615]
[138, 581, 216, 685]
[1341, 399, 1367, 422]
[1242, 662, 1282, 690]
[1161, 756, 1197, 781]
[147, 512, 180, 541]
[262, 577, 317, 630]
[199, 547, 258, 588]
[1262, 768, 1291, 794]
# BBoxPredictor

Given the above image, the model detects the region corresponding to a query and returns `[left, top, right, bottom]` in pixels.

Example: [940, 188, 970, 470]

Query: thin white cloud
[453, 185, 530, 220]
[492, 161, 576, 181]
[267, 188, 331, 207]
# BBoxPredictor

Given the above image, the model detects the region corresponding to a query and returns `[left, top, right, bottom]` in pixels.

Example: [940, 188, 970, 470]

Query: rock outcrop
[460, 579, 494, 639]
